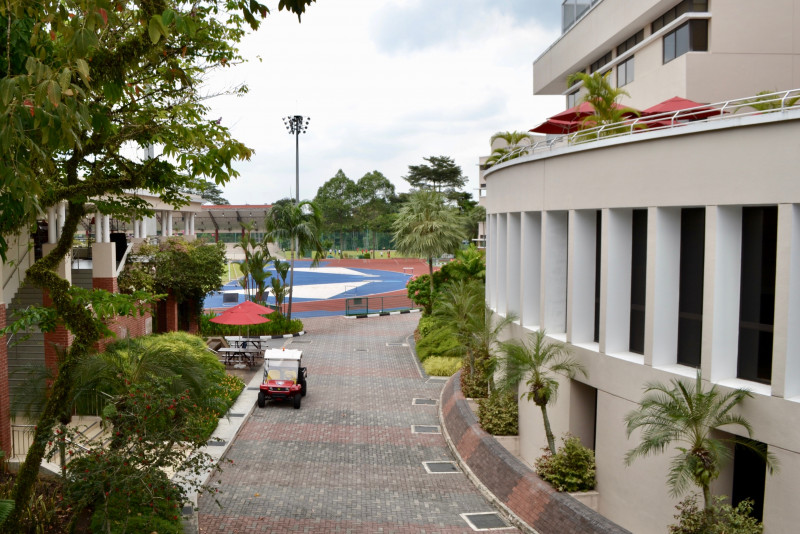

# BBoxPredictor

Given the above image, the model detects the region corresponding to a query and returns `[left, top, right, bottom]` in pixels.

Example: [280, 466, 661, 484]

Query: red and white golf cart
[257, 348, 307, 409]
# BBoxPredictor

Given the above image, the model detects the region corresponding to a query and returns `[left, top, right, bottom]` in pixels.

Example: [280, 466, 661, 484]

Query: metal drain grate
[412, 398, 437, 406]
[411, 425, 441, 434]
[460, 512, 511, 531]
[353, 348, 368, 352]
[423, 461, 460, 474]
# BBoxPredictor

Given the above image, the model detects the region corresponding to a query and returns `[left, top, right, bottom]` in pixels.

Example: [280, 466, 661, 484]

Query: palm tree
[565, 71, 640, 136]
[624, 372, 776, 510]
[392, 190, 466, 312]
[498, 330, 587, 455]
[485, 131, 534, 167]
[264, 200, 324, 320]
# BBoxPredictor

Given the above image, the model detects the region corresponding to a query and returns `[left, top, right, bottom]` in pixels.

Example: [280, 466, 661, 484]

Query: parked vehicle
[258, 348, 307, 409]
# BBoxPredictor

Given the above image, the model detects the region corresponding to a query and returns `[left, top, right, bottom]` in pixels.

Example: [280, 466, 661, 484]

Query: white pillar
[496, 213, 508, 316]
[542, 211, 568, 334]
[521, 212, 542, 328]
[507, 213, 521, 319]
[702, 205, 742, 382]
[191, 213, 196, 235]
[772, 204, 800, 398]
[167, 212, 173, 236]
[645, 207, 681, 368]
[568, 209, 597, 344]
[161, 211, 167, 236]
[487, 214, 496, 310]
[95, 210, 103, 243]
[57, 201, 66, 240]
[133, 218, 140, 238]
[47, 207, 57, 244]
[103, 214, 110, 243]
[601, 208, 632, 355]
[140, 218, 147, 239]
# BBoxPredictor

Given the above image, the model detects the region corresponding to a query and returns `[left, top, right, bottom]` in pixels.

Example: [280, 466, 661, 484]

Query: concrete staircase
[6, 284, 46, 410]
[71, 268, 93, 289]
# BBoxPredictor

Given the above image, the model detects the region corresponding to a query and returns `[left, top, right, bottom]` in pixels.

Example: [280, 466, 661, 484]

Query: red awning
[642, 96, 722, 120]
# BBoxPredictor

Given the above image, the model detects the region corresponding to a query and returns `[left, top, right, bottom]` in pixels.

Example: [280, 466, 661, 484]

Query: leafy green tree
[403, 156, 467, 194]
[624, 372, 776, 510]
[270, 259, 290, 311]
[498, 330, 587, 455]
[392, 190, 466, 312]
[355, 170, 397, 254]
[264, 199, 323, 319]
[565, 71, 640, 136]
[0, 0, 315, 522]
[314, 170, 358, 251]
[185, 181, 229, 205]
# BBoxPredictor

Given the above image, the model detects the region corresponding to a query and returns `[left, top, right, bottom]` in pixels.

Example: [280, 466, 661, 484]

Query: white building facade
[485, 1, 800, 533]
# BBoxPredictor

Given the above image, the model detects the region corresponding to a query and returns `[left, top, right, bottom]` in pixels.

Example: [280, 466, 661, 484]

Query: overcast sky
[204, 0, 566, 205]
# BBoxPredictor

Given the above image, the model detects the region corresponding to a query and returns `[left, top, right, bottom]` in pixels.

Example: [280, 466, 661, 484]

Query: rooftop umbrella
[209, 301, 271, 338]
[642, 96, 722, 121]
[226, 300, 273, 315]
[529, 118, 580, 135]
[549, 101, 639, 123]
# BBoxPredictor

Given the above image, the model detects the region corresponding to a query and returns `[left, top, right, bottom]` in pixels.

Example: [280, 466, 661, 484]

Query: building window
[617, 56, 634, 87]
[617, 30, 644, 56]
[677, 208, 705, 368]
[567, 90, 580, 109]
[732, 440, 767, 521]
[590, 50, 612, 73]
[561, 0, 600, 33]
[629, 210, 647, 355]
[652, 0, 708, 33]
[663, 20, 708, 63]
[737, 206, 777, 384]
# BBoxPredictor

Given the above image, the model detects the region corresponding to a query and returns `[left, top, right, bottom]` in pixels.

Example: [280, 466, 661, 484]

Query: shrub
[460, 360, 490, 399]
[669, 496, 762, 534]
[417, 315, 443, 338]
[477, 390, 519, 435]
[423, 356, 462, 376]
[534, 434, 596, 492]
[416, 327, 460, 361]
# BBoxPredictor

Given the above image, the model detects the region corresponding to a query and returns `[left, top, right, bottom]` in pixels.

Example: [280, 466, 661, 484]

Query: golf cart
[258, 348, 307, 409]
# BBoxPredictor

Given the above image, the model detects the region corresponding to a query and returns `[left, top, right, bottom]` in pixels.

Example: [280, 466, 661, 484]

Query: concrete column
[190, 213, 196, 235]
[57, 201, 66, 240]
[772, 204, 800, 398]
[487, 214, 496, 309]
[103, 214, 110, 243]
[601, 208, 632, 355]
[568, 210, 597, 344]
[161, 211, 167, 236]
[41, 243, 72, 284]
[521, 212, 542, 328]
[167, 212, 173, 237]
[507, 213, 521, 319]
[133, 217, 140, 239]
[702, 205, 742, 382]
[47, 207, 57, 244]
[95, 210, 103, 243]
[645, 207, 681, 368]
[92, 242, 118, 293]
[496, 213, 508, 316]
[542, 211, 568, 334]
[140, 218, 147, 239]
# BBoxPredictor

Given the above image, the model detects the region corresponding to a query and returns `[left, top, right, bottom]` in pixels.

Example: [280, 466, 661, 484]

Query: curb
[344, 309, 422, 319]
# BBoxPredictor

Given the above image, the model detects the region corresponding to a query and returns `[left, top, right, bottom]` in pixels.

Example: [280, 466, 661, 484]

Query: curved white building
[485, 1, 800, 533]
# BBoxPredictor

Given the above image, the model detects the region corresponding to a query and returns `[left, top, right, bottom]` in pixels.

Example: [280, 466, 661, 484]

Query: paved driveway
[197, 314, 519, 533]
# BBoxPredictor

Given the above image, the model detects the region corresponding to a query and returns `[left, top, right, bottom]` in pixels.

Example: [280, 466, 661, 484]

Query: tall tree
[263, 199, 323, 319]
[624, 372, 776, 510]
[189, 181, 230, 205]
[314, 170, 358, 251]
[0, 0, 315, 525]
[355, 170, 396, 253]
[403, 156, 467, 194]
[498, 330, 587, 455]
[392, 190, 466, 311]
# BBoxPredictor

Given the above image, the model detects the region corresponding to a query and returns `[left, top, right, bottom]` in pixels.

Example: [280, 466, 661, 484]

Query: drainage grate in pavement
[386, 342, 408, 347]
[411, 425, 441, 434]
[182, 506, 193, 516]
[460, 512, 511, 531]
[353, 348, 368, 352]
[412, 398, 437, 406]
[207, 439, 227, 446]
[423, 461, 460, 474]
[246, 387, 260, 390]
[228, 413, 245, 417]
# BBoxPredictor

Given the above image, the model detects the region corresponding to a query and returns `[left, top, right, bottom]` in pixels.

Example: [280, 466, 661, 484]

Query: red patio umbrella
[529, 118, 580, 135]
[549, 101, 639, 122]
[226, 300, 273, 315]
[209, 300, 271, 337]
[642, 96, 722, 121]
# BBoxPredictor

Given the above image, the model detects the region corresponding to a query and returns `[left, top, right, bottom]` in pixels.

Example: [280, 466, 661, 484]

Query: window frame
[617, 56, 635, 87]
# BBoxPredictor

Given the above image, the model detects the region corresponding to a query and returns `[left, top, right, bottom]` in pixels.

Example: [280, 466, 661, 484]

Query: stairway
[71, 268, 93, 289]
[6, 284, 46, 413]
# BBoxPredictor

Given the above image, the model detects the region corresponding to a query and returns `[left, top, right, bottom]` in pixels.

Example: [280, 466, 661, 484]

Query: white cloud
[202, 0, 565, 205]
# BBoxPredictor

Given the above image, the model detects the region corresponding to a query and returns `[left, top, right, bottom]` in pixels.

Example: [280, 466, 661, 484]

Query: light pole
[283, 115, 310, 203]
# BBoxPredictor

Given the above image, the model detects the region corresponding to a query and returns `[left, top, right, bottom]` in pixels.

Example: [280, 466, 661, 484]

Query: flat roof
[264, 348, 302, 361]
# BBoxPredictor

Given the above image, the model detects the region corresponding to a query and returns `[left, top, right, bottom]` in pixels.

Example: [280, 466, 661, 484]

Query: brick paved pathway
[197, 314, 519, 533]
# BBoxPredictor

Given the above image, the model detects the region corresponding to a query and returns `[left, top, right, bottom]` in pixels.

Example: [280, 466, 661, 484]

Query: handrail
[2, 243, 31, 292]
[490, 88, 800, 167]
[115, 242, 134, 277]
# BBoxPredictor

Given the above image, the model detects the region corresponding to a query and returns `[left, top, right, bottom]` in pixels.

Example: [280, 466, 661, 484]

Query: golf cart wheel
[293, 394, 301, 409]
[257, 391, 266, 408]
[300, 377, 307, 397]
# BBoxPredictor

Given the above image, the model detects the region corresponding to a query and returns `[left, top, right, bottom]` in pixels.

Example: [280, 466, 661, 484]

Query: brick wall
[94, 312, 153, 353]
[0, 305, 10, 455]
[92, 276, 118, 293]
[440, 371, 631, 534]
[165, 293, 178, 332]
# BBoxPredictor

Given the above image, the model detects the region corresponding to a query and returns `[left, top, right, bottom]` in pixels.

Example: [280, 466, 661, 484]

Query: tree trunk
[540, 404, 557, 455]
[702, 484, 712, 510]
[287, 236, 296, 320]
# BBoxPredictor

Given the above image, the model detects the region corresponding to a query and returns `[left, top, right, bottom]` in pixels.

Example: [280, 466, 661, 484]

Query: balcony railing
[491, 88, 800, 167]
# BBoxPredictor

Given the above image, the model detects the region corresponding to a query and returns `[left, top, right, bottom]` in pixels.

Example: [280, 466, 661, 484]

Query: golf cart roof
[264, 348, 302, 361]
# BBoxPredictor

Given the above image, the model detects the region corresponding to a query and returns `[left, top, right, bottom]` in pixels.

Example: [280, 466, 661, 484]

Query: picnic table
[218, 347, 262, 367]
[224, 336, 264, 350]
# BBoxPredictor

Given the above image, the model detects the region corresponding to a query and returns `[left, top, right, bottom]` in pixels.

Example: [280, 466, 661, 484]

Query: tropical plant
[624, 372, 776, 509]
[669, 496, 763, 534]
[264, 199, 324, 319]
[534, 434, 596, 492]
[498, 330, 587, 455]
[392, 190, 466, 313]
[421, 356, 462, 377]
[477, 390, 519, 436]
[485, 131, 534, 167]
[270, 259, 291, 313]
[565, 71, 640, 137]
[744, 90, 800, 112]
